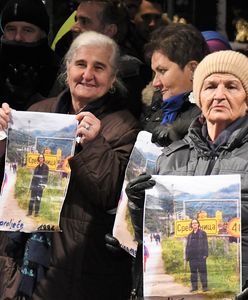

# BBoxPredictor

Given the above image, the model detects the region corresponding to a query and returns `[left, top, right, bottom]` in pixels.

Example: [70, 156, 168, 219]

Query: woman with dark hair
[141, 22, 209, 146]
[186, 219, 208, 292]
[27, 154, 49, 217]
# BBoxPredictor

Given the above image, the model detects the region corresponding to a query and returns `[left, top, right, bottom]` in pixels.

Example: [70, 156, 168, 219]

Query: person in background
[186, 219, 208, 292]
[105, 23, 209, 297]
[0, 0, 59, 110]
[141, 23, 209, 146]
[126, 50, 248, 297]
[0, 31, 140, 299]
[54, 0, 149, 118]
[134, 0, 166, 47]
[143, 242, 149, 272]
[122, 0, 142, 22]
[27, 154, 49, 217]
[201, 30, 232, 53]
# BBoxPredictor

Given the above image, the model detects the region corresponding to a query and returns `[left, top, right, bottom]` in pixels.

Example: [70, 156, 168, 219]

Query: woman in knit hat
[0, 0, 59, 110]
[125, 50, 248, 296]
[201, 30, 232, 53]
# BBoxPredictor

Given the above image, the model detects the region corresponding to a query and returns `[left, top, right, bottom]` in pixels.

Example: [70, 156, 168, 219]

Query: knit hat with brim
[1, 0, 49, 34]
[193, 50, 248, 107]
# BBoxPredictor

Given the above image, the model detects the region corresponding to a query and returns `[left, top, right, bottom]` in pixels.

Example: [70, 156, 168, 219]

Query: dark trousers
[189, 258, 208, 289]
[28, 189, 43, 215]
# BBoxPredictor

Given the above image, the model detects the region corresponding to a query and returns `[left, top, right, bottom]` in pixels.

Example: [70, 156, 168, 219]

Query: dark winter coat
[156, 114, 248, 287]
[141, 92, 201, 142]
[186, 229, 208, 261]
[0, 89, 140, 300]
[30, 163, 49, 192]
[0, 38, 59, 111]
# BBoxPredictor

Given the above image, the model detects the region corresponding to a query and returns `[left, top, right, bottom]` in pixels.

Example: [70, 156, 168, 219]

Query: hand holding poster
[113, 131, 163, 256]
[0, 110, 77, 232]
[144, 174, 241, 299]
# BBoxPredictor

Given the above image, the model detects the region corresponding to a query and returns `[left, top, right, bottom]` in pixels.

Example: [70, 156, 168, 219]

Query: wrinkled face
[134, 0, 163, 40]
[67, 45, 115, 104]
[200, 73, 248, 127]
[3, 21, 45, 42]
[151, 51, 193, 100]
[71, 2, 104, 35]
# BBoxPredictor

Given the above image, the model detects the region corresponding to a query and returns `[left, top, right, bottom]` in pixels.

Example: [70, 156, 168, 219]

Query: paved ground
[0, 165, 37, 232]
[143, 239, 227, 300]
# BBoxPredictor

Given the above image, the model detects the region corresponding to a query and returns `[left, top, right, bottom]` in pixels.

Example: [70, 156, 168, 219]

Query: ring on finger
[84, 123, 90, 130]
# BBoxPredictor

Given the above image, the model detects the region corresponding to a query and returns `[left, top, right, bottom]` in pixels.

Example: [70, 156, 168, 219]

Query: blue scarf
[161, 93, 185, 125]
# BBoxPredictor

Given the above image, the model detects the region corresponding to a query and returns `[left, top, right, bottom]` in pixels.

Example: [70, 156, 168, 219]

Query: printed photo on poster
[0, 110, 77, 232]
[144, 174, 241, 299]
[113, 131, 163, 256]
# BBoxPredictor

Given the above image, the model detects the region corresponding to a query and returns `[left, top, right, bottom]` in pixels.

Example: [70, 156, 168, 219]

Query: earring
[109, 86, 116, 94]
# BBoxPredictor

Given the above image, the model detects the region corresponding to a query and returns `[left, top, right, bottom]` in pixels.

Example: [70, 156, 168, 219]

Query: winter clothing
[193, 50, 248, 107]
[156, 114, 248, 287]
[0, 88, 140, 300]
[27, 162, 49, 216]
[141, 91, 201, 146]
[126, 174, 156, 244]
[160, 93, 186, 125]
[1, 0, 50, 34]
[0, 37, 59, 110]
[201, 30, 231, 53]
[186, 229, 208, 290]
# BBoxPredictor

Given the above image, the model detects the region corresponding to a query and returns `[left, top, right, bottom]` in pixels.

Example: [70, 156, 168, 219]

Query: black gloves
[151, 124, 180, 147]
[105, 233, 131, 260]
[105, 233, 123, 255]
[235, 288, 248, 299]
[126, 174, 156, 243]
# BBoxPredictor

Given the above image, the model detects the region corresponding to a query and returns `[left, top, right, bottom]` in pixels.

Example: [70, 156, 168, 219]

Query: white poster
[144, 174, 241, 299]
[0, 110, 77, 232]
[113, 131, 163, 256]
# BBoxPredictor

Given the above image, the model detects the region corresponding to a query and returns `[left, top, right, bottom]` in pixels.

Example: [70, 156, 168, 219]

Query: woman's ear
[187, 60, 198, 81]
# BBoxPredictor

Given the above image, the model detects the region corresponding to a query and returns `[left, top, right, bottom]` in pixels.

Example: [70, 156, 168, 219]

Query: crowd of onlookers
[0, 0, 248, 299]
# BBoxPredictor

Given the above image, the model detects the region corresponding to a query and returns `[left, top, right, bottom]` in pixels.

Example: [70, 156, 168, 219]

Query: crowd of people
[0, 0, 248, 299]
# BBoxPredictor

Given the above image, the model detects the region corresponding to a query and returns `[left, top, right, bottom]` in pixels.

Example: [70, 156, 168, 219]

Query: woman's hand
[76, 111, 101, 145]
[0, 103, 11, 130]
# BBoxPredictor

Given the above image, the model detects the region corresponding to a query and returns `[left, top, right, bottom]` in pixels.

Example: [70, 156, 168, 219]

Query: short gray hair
[64, 31, 120, 76]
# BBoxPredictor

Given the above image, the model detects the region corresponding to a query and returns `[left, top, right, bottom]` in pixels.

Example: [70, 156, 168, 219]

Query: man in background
[0, 0, 59, 110]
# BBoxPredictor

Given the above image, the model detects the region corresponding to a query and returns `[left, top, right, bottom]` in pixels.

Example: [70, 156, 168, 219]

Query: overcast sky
[9, 110, 77, 133]
[150, 174, 241, 196]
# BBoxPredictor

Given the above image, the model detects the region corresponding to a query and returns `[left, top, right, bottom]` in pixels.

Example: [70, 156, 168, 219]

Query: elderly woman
[126, 50, 248, 296]
[0, 31, 139, 299]
[141, 23, 209, 146]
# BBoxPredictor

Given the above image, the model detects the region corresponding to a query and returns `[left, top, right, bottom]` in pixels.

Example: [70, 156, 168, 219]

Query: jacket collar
[54, 89, 109, 118]
[187, 114, 248, 156]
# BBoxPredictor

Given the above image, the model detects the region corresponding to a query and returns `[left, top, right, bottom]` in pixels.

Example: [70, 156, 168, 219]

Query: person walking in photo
[185, 219, 208, 292]
[27, 154, 49, 217]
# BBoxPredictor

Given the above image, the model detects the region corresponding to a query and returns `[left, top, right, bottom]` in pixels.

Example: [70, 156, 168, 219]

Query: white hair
[64, 31, 120, 74]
